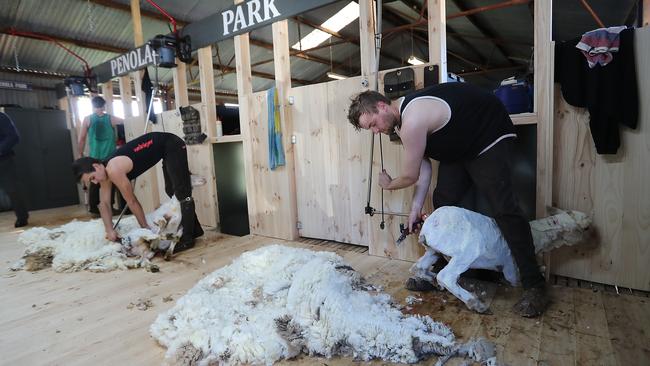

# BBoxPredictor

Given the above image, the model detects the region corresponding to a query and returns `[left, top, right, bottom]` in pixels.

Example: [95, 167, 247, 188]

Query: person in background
[78, 96, 124, 215]
[0, 112, 29, 227]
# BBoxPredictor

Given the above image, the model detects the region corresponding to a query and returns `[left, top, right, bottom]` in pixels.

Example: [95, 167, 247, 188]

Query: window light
[327, 72, 347, 80]
[291, 2, 359, 51]
[407, 56, 426, 66]
[224, 103, 239, 107]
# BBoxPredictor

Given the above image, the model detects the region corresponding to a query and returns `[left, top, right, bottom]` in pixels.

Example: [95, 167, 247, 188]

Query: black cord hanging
[379, 133, 385, 230]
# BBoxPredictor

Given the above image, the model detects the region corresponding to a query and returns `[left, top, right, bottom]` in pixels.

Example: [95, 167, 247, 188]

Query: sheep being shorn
[11, 197, 183, 272]
[410, 206, 591, 313]
[151, 245, 493, 365]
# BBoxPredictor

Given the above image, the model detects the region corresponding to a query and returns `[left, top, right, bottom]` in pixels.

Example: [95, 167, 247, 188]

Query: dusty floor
[1, 205, 649, 365]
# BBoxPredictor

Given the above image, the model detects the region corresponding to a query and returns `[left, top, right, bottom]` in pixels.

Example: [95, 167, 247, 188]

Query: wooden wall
[122, 103, 219, 228]
[289, 65, 436, 261]
[551, 27, 650, 291]
[240, 90, 293, 239]
[292, 77, 369, 245]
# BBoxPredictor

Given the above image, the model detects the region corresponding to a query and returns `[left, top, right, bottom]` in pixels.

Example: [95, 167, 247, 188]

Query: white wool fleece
[151, 245, 457, 365]
[14, 197, 182, 272]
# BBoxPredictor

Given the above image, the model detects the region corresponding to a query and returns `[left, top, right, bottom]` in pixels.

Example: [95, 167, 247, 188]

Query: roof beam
[447, 31, 532, 47]
[293, 15, 404, 65]
[448, 0, 516, 66]
[248, 38, 353, 74]
[396, 0, 487, 64]
[381, 5, 487, 71]
[0, 66, 69, 79]
[579, 0, 605, 28]
[384, 0, 529, 67]
[1, 27, 127, 54]
[89, 0, 190, 26]
[212, 61, 310, 85]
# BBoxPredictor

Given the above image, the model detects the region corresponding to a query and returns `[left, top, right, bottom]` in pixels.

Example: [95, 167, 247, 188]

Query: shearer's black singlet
[106, 132, 180, 180]
[398, 82, 516, 162]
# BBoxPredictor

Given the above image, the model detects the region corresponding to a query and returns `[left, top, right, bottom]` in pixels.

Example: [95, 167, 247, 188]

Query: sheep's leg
[502, 258, 520, 287]
[410, 250, 439, 281]
[406, 250, 441, 291]
[437, 257, 489, 313]
[140, 257, 160, 272]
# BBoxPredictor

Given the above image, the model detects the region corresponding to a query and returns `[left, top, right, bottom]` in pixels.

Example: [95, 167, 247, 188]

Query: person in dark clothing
[72, 132, 203, 255]
[347, 83, 548, 317]
[0, 112, 29, 228]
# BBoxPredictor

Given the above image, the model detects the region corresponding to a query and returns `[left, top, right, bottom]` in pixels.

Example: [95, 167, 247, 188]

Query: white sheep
[410, 206, 591, 313]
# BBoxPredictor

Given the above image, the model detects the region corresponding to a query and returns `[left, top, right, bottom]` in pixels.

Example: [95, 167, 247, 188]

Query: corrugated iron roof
[0, 0, 641, 94]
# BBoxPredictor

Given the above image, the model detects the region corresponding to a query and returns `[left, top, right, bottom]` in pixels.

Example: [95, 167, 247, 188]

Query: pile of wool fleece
[12, 197, 181, 272]
[150, 245, 459, 365]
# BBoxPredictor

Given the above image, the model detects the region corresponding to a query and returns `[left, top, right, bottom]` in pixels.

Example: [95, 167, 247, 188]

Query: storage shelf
[510, 113, 537, 125]
[210, 134, 243, 143]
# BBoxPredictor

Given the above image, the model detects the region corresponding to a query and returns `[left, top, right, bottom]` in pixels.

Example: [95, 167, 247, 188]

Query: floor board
[1, 206, 648, 365]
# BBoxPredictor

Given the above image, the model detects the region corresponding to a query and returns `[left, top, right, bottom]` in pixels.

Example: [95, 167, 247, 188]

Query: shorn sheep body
[411, 206, 591, 313]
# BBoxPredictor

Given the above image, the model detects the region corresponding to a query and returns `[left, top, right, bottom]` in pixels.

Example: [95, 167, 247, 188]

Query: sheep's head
[121, 228, 160, 257]
[565, 210, 592, 231]
[546, 207, 591, 229]
[535, 207, 593, 251]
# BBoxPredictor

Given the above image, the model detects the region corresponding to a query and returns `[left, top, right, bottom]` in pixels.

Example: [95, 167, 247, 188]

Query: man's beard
[388, 114, 400, 133]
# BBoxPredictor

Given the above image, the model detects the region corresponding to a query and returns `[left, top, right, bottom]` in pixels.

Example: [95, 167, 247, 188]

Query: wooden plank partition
[290, 65, 435, 261]
[550, 27, 650, 291]
[292, 77, 369, 245]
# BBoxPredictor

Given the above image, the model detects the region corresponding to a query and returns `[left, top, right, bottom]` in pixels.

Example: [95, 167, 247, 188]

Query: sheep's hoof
[405, 277, 438, 292]
[163, 246, 174, 261]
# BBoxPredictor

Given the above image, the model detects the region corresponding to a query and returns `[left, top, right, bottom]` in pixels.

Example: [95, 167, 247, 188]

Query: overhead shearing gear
[179, 106, 207, 145]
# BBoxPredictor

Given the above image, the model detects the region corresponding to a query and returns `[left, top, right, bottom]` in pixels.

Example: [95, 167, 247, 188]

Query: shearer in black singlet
[72, 132, 203, 255]
[347, 82, 548, 318]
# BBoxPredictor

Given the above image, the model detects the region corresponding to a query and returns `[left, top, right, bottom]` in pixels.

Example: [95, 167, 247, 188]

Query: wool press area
[1, 0, 649, 365]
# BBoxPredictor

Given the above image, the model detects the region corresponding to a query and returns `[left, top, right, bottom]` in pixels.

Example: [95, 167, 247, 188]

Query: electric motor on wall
[149, 34, 178, 68]
[176, 35, 192, 64]
[64, 75, 97, 96]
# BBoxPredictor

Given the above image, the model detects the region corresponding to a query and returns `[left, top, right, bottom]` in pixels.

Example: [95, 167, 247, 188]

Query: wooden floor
[1, 206, 649, 366]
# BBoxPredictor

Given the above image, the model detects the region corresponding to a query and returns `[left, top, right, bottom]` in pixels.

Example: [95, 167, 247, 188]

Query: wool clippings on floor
[10, 198, 182, 272]
[150, 244, 495, 365]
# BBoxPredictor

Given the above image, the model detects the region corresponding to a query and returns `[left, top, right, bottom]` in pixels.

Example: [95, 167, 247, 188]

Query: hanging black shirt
[554, 28, 638, 154]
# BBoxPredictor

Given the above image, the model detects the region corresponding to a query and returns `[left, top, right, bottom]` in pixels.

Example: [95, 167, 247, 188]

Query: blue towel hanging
[267, 87, 286, 170]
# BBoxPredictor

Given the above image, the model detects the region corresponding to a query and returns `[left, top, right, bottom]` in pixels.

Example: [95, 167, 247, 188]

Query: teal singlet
[88, 113, 116, 159]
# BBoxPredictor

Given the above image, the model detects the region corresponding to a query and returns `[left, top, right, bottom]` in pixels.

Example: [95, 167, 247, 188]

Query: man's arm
[77, 117, 90, 157]
[410, 158, 432, 214]
[109, 114, 124, 126]
[0, 113, 20, 155]
[408, 158, 432, 231]
[378, 116, 429, 190]
[97, 180, 119, 241]
[110, 171, 149, 229]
